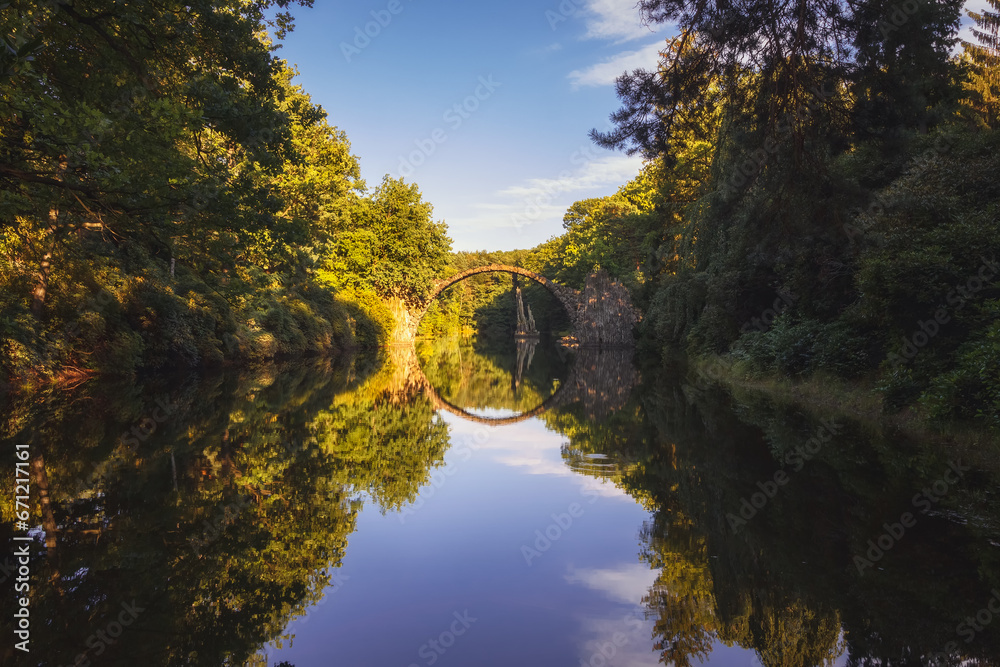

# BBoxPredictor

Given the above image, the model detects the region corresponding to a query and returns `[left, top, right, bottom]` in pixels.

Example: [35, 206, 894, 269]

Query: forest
[518, 0, 1000, 432]
[3, 0, 999, 431]
[0, 0, 450, 388]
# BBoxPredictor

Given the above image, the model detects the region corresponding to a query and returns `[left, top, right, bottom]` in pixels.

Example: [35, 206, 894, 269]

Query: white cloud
[582, 0, 658, 43]
[457, 152, 644, 239]
[499, 153, 644, 199]
[440, 414, 633, 499]
[565, 563, 659, 604]
[568, 41, 663, 88]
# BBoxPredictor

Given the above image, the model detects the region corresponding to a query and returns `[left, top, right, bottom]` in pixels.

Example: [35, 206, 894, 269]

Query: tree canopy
[0, 0, 451, 388]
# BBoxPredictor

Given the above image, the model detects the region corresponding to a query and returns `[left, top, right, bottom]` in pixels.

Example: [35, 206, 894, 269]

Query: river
[3, 338, 999, 666]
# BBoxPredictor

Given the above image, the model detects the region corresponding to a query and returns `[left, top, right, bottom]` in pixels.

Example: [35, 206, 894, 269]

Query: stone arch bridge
[391, 264, 640, 347]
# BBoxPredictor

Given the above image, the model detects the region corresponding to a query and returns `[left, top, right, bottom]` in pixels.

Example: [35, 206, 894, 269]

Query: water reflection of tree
[416, 337, 569, 415]
[0, 355, 449, 666]
[547, 357, 1000, 667]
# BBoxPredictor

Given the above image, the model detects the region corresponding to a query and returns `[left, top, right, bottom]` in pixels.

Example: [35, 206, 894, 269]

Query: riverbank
[689, 355, 1000, 458]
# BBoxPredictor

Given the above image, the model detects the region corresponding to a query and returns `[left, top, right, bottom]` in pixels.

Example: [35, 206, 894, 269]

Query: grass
[692, 355, 1000, 458]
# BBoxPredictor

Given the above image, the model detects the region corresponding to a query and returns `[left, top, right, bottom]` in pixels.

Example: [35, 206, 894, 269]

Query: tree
[319, 177, 451, 306]
[2, 357, 451, 666]
[593, 1, 963, 160]
[0, 0, 366, 382]
[267, 62, 365, 277]
[1, 0, 444, 381]
[0, 0, 312, 306]
[851, 0, 964, 140]
[960, 0, 1000, 128]
[591, 33, 720, 162]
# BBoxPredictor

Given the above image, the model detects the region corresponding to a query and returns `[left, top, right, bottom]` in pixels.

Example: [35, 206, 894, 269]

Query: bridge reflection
[391, 342, 639, 426]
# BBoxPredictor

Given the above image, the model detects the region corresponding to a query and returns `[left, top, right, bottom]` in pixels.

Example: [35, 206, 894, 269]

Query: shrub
[731, 316, 872, 378]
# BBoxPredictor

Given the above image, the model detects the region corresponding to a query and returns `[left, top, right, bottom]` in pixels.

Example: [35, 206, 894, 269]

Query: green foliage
[960, 0, 1000, 128]
[529, 194, 644, 289]
[318, 177, 451, 307]
[334, 287, 395, 349]
[731, 316, 872, 379]
[525, 161, 689, 301]
[918, 304, 1000, 428]
[564, 0, 999, 430]
[844, 130, 1000, 423]
[416, 337, 570, 415]
[0, 354, 450, 665]
[545, 365, 1000, 666]
[0, 2, 451, 386]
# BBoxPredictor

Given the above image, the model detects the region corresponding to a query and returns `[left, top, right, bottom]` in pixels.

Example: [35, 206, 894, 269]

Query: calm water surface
[3, 338, 999, 666]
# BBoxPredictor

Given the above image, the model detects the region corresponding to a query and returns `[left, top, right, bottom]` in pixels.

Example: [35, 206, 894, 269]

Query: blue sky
[272, 0, 990, 252]
[272, 0, 669, 251]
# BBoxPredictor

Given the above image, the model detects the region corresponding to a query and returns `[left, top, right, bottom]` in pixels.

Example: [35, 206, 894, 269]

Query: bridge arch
[412, 264, 581, 335]
[396, 266, 639, 347]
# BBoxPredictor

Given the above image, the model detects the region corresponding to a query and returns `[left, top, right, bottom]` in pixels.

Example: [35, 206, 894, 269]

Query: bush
[918, 309, 1000, 428]
[731, 316, 872, 378]
[336, 288, 393, 348]
[731, 315, 819, 376]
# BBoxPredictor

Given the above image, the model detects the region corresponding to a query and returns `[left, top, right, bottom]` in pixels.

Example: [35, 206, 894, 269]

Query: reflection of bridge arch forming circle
[412, 264, 581, 336]
[409, 347, 640, 427]
[419, 369, 575, 426]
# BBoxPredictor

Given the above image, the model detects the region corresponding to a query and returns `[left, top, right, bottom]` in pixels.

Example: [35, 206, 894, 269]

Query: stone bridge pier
[390, 265, 640, 347]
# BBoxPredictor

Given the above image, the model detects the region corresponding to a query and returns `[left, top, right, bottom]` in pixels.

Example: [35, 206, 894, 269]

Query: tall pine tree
[961, 0, 1000, 128]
